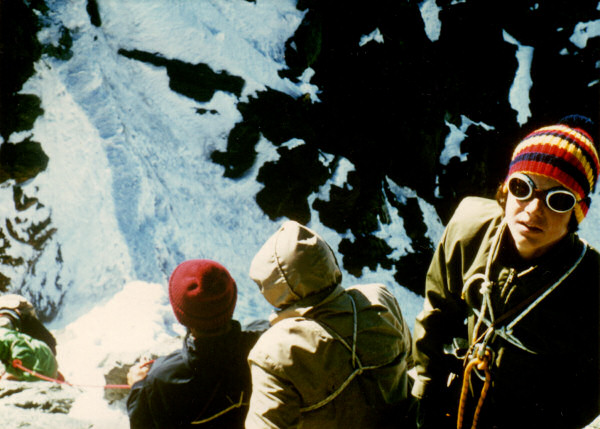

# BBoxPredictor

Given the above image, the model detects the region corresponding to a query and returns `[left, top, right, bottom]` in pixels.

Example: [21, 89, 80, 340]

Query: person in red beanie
[412, 115, 600, 429]
[126, 259, 267, 429]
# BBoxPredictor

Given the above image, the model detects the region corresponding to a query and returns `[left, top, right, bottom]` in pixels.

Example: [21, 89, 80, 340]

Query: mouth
[517, 220, 544, 234]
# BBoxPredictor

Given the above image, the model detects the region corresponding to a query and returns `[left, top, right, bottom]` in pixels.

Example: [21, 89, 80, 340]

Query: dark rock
[87, 0, 102, 27]
[119, 49, 245, 103]
[0, 138, 49, 185]
[103, 362, 134, 404]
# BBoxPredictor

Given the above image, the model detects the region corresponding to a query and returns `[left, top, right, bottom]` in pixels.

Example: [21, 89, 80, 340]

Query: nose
[523, 195, 545, 214]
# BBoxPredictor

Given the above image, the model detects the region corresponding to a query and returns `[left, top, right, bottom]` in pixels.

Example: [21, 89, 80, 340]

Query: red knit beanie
[168, 259, 237, 332]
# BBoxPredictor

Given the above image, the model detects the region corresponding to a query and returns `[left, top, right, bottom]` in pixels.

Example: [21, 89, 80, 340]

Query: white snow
[503, 30, 534, 126]
[386, 178, 446, 248]
[439, 115, 494, 166]
[359, 28, 384, 46]
[570, 19, 600, 49]
[297, 67, 321, 102]
[440, 120, 469, 165]
[419, 0, 442, 42]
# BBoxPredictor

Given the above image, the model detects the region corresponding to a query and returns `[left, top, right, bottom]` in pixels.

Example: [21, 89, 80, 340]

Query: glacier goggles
[507, 172, 578, 213]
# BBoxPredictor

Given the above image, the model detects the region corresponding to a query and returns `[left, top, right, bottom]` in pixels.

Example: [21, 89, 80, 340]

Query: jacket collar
[498, 227, 582, 275]
[183, 320, 242, 369]
[268, 285, 345, 325]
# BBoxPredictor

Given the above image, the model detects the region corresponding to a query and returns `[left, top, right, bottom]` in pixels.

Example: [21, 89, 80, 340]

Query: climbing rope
[300, 294, 362, 413]
[299, 294, 400, 413]
[191, 391, 248, 424]
[456, 348, 492, 429]
[11, 359, 131, 389]
[458, 221, 589, 429]
[461, 219, 505, 342]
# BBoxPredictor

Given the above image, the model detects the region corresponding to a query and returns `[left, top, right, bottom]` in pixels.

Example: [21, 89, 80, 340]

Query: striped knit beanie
[169, 259, 237, 332]
[507, 117, 600, 223]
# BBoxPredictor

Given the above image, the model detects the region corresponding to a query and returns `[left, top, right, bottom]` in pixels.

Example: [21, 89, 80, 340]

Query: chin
[510, 228, 541, 259]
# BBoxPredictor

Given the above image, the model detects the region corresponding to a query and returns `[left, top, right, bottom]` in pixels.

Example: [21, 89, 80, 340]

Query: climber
[245, 220, 413, 429]
[126, 259, 268, 429]
[0, 294, 58, 381]
[411, 115, 600, 428]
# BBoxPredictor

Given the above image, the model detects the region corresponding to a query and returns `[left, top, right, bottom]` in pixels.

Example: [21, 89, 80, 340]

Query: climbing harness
[457, 221, 589, 429]
[299, 294, 400, 413]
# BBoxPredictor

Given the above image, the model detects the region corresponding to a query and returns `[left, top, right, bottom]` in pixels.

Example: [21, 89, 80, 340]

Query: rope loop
[299, 294, 400, 414]
[456, 348, 492, 429]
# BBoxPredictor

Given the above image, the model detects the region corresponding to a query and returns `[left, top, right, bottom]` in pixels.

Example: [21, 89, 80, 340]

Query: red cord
[11, 359, 131, 389]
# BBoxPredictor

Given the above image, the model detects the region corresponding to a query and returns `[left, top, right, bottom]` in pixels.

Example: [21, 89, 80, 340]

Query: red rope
[11, 359, 131, 390]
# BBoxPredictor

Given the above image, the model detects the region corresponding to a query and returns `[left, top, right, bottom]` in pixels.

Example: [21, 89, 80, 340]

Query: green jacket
[0, 327, 58, 381]
[412, 197, 600, 428]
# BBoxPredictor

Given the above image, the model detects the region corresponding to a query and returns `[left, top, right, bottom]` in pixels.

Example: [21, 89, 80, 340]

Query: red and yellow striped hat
[507, 120, 600, 223]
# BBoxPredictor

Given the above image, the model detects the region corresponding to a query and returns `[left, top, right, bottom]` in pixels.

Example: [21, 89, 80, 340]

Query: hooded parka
[245, 221, 413, 429]
[412, 197, 600, 429]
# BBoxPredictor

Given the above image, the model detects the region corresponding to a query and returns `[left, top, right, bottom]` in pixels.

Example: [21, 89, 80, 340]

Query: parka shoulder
[444, 197, 503, 245]
[248, 317, 329, 372]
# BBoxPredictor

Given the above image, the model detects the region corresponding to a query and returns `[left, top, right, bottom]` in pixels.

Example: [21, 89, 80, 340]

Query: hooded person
[411, 115, 600, 429]
[245, 220, 413, 429]
[126, 259, 267, 429]
[0, 294, 58, 381]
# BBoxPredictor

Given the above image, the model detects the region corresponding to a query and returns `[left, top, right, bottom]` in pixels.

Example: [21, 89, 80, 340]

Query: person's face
[505, 173, 573, 260]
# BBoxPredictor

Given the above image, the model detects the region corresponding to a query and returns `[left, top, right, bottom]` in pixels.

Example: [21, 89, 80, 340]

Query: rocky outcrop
[0, 381, 91, 429]
[0, 357, 147, 428]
